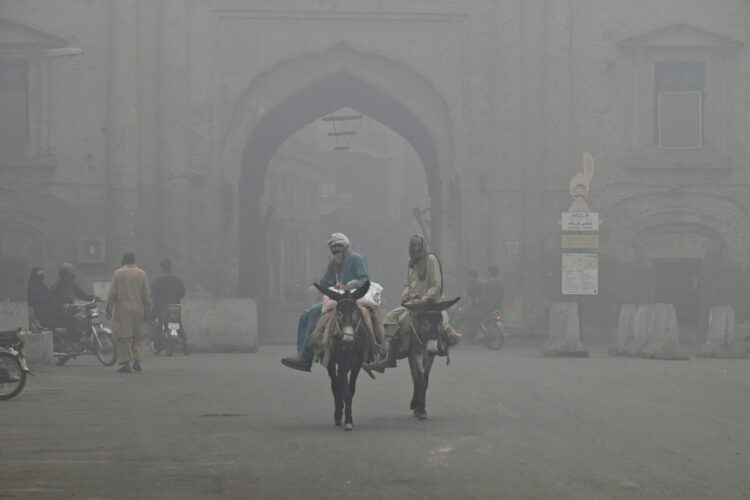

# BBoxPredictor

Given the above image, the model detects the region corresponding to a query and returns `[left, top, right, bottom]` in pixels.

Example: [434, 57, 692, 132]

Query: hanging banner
[562, 253, 598, 295]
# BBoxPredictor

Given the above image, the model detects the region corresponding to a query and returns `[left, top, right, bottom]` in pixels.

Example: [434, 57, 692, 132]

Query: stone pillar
[135, 0, 163, 266]
[519, 0, 550, 329]
[158, 1, 190, 275]
[106, 0, 140, 265]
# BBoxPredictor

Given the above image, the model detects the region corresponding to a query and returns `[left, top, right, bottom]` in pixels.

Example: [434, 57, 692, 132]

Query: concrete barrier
[640, 303, 688, 360]
[609, 304, 637, 356]
[623, 304, 652, 356]
[182, 298, 258, 353]
[542, 302, 589, 357]
[19, 330, 53, 366]
[698, 306, 746, 359]
[0, 302, 29, 331]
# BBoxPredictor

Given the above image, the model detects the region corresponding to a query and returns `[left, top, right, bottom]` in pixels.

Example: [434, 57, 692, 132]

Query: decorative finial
[569, 152, 594, 212]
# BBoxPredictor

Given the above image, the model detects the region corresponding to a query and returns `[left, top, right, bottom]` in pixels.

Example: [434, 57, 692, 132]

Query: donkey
[402, 297, 460, 420]
[313, 280, 372, 431]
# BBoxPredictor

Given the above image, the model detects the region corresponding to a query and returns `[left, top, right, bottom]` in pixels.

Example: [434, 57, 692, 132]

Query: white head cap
[327, 232, 350, 248]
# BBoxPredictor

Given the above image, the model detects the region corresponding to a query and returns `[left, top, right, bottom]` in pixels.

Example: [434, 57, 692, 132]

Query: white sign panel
[562, 212, 599, 232]
[562, 253, 598, 295]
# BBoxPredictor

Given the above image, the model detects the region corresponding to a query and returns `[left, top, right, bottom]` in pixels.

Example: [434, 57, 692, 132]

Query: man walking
[107, 252, 151, 373]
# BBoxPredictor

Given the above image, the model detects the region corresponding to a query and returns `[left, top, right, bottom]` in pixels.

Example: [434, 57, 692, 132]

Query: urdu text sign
[562, 212, 599, 231]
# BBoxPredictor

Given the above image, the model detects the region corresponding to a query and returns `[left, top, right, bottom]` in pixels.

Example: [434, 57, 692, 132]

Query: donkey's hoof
[344, 423, 353, 431]
[415, 411, 427, 420]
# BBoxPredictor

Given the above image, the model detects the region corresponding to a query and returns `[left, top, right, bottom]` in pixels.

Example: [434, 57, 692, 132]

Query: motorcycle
[452, 305, 507, 350]
[53, 300, 117, 367]
[0, 328, 32, 400]
[150, 304, 189, 356]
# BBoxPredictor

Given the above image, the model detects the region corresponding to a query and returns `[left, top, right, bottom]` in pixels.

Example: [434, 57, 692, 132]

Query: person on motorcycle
[281, 232, 369, 372]
[26, 266, 79, 343]
[466, 269, 482, 309]
[51, 263, 97, 346]
[51, 263, 96, 306]
[151, 259, 186, 316]
[463, 265, 505, 340]
[480, 265, 504, 315]
[150, 259, 187, 346]
[365, 234, 460, 373]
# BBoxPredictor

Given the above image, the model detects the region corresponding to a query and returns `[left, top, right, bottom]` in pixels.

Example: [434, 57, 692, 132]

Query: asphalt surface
[2, 342, 750, 500]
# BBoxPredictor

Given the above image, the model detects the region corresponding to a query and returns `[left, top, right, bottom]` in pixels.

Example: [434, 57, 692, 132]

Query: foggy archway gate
[239, 71, 444, 298]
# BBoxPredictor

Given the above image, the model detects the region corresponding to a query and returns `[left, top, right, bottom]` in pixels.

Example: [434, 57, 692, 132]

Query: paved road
[2, 342, 750, 499]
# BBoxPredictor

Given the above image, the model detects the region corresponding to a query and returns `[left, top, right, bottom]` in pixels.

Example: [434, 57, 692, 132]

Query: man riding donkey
[366, 234, 461, 373]
[282, 232, 378, 373]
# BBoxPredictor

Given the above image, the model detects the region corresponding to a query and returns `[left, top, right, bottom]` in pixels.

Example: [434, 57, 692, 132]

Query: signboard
[562, 253, 598, 295]
[78, 236, 107, 264]
[562, 212, 599, 232]
[561, 234, 599, 249]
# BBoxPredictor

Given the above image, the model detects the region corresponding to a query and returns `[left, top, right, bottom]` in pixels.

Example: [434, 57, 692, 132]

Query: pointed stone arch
[217, 44, 454, 297]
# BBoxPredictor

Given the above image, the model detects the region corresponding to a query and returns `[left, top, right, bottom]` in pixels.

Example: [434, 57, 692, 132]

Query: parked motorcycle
[452, 305, 507, 350]
[150, 304, 189, 356]
[0, 328, 32, 400]
[53, 300, 117, 367]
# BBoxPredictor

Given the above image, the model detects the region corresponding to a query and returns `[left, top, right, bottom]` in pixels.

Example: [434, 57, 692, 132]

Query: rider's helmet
[160, 259, 173, 273]
[58, 262, 76, 282]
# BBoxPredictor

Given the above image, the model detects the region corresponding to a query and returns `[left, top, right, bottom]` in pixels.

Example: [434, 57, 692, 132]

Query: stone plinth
[0, 302, 29, 332]
[609, 304, 637, 356]
[623, 304, 652, 356]
[698, 306, 746, 359]
[640, 304, 688, 360]
[182, 298, 258, 353]
[542, 302, 589, 357]
[19, 330, 54, 366]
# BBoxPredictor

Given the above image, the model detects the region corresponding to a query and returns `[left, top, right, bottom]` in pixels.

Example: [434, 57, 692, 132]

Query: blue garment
[296, 250, 369, 361]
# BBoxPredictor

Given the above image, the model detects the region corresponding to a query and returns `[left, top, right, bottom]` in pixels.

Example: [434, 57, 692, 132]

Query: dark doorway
[653, 259, 701, 324]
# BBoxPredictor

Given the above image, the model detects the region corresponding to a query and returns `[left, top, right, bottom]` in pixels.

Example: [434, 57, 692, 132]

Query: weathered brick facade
[1, 1, 749, 334]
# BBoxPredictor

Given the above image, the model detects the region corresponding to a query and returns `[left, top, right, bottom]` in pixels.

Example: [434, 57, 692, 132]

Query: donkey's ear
[351, 280, 370, 301]
[313, 283, 341, 301]
[402, 301, 418, 311]
[435, 296, 461, 311]
[402, 299, 428, 312]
